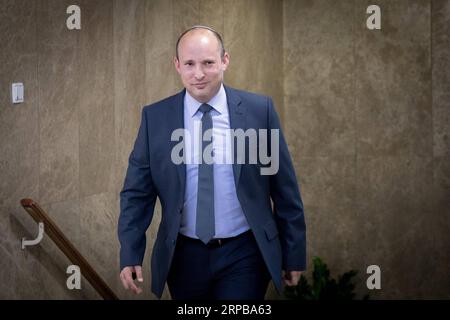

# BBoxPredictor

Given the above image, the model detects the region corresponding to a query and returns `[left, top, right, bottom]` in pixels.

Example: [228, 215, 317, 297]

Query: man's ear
[222, 52, 230, 71]
[174, 56, 181, 74]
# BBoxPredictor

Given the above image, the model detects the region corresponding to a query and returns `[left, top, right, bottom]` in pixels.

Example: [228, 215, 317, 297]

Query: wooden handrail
[20, 198, 119, 300]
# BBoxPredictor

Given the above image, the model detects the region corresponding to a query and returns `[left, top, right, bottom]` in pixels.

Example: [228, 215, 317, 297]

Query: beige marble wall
[224, 0, 284, 121]
[284, 0, 449, 299]
[431, 0, 450, 298]
[0, 0, 41, 299]
[0, 0, 448, 300]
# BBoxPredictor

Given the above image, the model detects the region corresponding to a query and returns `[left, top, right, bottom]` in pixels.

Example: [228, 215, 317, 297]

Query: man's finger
[284, 280, 292, 286]
[120, 268, 132, 290]
[284, 277, 296, 286]
[128, 280, 142, 294]
[284, 272, 294, 287]
[120, 274, 129, 290]
[285, 279, 298, 286]
[135, 266, 144, 282]
[123, 273, 141, 294]
[283, 271, 302, 286]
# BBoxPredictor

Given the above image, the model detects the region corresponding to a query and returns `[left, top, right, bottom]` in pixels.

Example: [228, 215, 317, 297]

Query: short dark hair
[175, 25, 225, 60]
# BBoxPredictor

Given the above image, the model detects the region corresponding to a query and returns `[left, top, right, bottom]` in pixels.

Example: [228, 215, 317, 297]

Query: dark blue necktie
[196, 103, 215, 244]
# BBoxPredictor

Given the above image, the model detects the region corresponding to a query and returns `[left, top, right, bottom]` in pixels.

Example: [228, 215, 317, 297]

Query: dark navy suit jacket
[118, 85, 306, 298]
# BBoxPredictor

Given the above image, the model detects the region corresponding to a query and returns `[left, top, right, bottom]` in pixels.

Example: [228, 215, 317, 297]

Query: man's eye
[185, 62, 193, 66]
[205, 61, 214, 65]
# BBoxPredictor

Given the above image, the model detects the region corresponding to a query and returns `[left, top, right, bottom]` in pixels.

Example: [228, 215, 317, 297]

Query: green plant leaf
[284, 256, 369, 300]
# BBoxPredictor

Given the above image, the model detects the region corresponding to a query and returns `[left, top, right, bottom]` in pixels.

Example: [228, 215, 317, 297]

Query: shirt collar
[185, 83, 227, 118]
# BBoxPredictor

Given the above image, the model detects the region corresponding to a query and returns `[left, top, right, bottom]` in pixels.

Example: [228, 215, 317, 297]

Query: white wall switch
[12, 82, 24, 104]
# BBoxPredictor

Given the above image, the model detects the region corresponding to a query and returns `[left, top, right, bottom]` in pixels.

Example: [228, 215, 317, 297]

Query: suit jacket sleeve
[267, 97, 307, 271]
[118, 107, 157, 270]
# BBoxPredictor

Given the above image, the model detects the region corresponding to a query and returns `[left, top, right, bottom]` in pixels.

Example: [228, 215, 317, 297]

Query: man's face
[174, 30, 229, 103]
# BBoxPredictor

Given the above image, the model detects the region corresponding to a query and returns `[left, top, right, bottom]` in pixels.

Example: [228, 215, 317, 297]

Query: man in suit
[118, 25, 306, 300]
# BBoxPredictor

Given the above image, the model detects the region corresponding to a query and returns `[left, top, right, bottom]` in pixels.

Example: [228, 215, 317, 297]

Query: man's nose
[194, 66, 205, 80]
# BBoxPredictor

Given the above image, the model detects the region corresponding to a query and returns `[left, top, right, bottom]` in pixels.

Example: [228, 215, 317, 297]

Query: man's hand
[283, 270, 302, 286]
[120, 265, 144, 294]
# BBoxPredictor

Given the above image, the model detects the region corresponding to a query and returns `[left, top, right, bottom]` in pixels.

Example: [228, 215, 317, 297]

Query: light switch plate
[12, 82, 24, 104]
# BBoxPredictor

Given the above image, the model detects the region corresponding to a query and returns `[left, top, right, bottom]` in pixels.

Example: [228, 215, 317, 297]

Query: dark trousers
[167, 230, 271, 300]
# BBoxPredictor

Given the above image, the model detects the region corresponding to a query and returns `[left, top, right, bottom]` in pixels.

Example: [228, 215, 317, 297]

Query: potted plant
[284, 256, 369, 300]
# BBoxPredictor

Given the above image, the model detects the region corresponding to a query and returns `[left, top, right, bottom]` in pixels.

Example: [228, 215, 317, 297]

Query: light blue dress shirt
[179, 84, 250, 239]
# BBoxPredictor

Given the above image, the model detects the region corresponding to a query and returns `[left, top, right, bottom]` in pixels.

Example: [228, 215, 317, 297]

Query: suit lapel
[224, 85, 246, 187]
